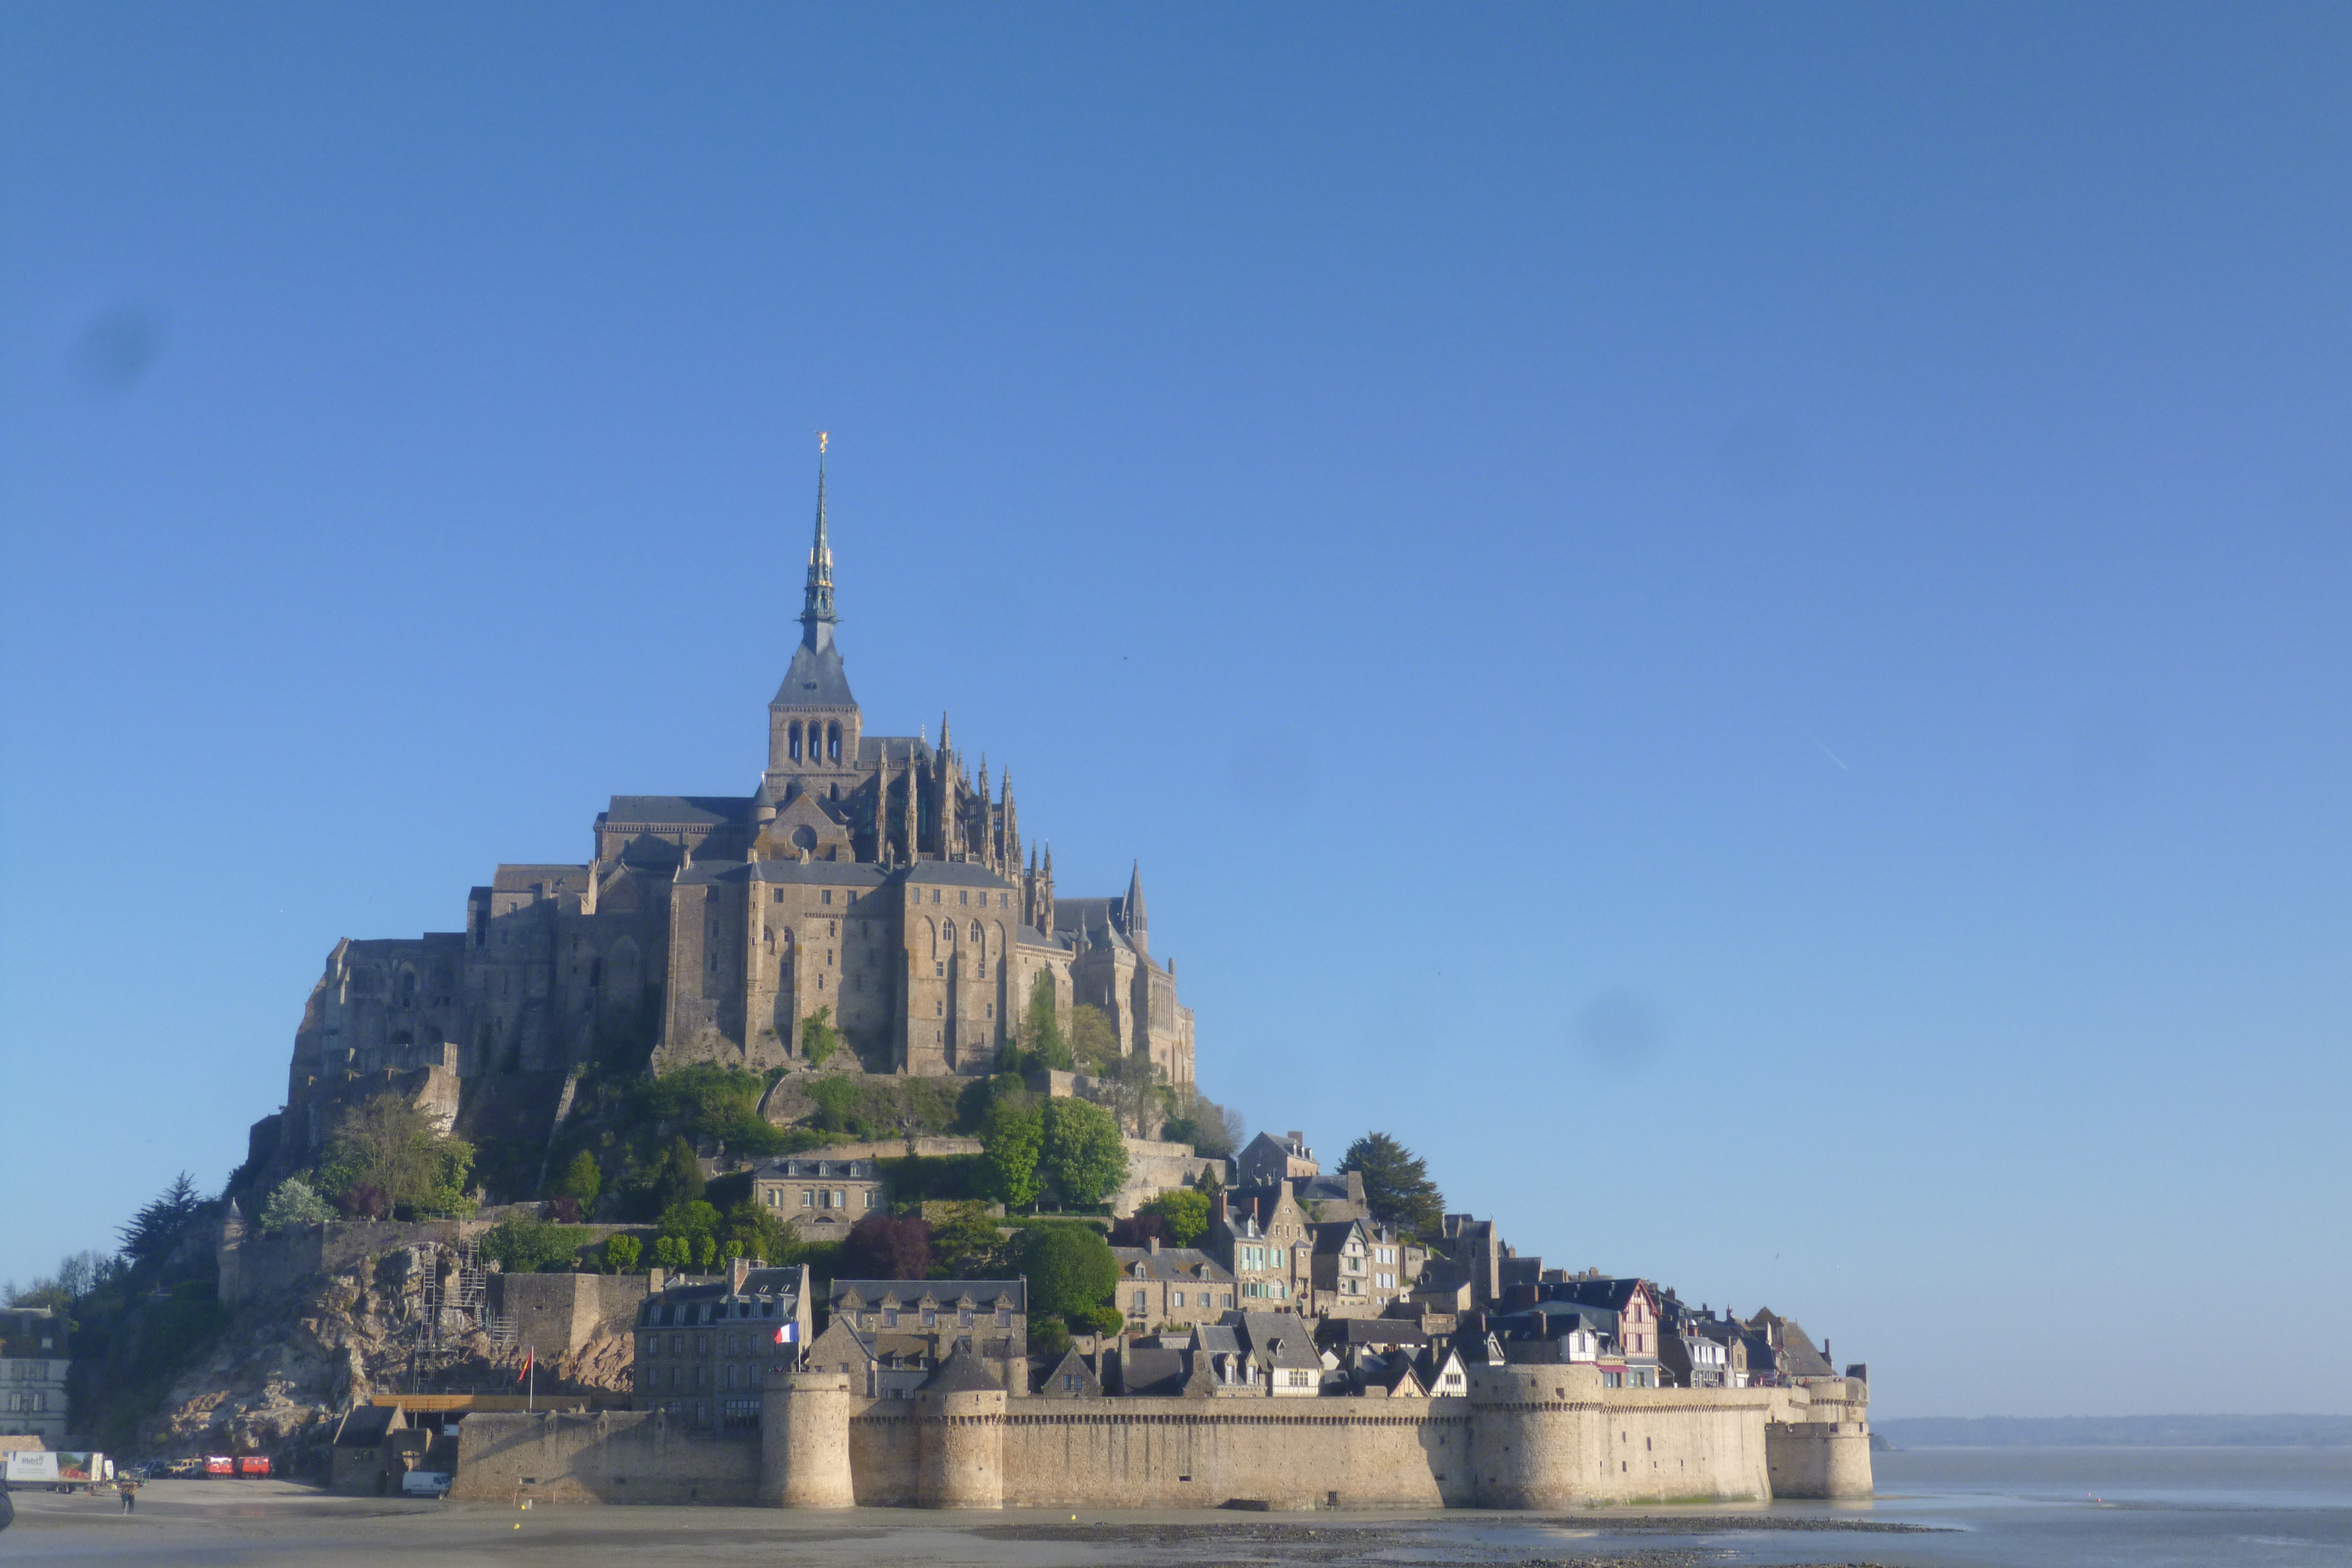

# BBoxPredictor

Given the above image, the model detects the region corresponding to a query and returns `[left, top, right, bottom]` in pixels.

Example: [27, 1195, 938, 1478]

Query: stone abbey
[279, 455, 1192, 1150]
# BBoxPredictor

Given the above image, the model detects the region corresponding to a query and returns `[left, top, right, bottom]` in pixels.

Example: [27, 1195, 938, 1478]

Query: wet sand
[0, 1481, 1932, 1568]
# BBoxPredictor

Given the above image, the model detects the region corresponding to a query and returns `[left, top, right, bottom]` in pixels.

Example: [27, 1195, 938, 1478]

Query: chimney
[1147, 1236, 1161, 1255]
[731, 1256, 751, 1293]
[648, 1267, 666, 1292]
[1211, 1191, 1229, 1224]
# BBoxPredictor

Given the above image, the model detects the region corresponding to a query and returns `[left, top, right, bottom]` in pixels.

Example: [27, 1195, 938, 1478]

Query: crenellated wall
[454, 1364, 1868, 1509]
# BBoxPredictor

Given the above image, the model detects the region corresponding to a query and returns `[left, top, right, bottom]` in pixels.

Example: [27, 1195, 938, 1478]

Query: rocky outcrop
[140, 1241, 616, 1459]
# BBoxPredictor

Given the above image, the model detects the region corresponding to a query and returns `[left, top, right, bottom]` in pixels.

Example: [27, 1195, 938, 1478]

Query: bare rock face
[140, 1242, 562, 1459]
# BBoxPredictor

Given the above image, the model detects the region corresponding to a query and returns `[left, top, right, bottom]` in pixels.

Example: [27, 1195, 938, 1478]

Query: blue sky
[3, 5, 2347, 1418]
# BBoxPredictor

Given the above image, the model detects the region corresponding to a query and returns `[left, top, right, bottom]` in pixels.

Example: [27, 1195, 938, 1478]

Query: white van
[401, 1471, 452, 1498]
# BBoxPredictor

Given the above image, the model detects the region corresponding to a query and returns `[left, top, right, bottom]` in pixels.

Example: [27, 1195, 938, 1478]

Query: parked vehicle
[401, 1471, 452, 1498]
[202, 1456, 234, 1478]
[235, 1456, 271, 1478]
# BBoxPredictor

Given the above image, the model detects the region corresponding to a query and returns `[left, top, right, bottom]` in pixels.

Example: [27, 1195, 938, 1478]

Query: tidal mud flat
[2, 1485, 1946, 1568]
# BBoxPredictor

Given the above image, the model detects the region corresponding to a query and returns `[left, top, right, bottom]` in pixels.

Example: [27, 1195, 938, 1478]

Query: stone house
[1236, 1131, 1319, 1188]
[1416, 1344, 1471, 1397]
[800, 1317, 933, 1399]
[1530, 1277, 1663, 1390]
[0, 1307, 70, 1445]
[1740, 1308, 1836, 1386]
[1033, 1348, 1102, 1398]
[825, 1278, 1027, 1392]
[1206, 1190, 1311, 1308]
[1229, 1311, 1324, 1397]
[634, 1260, 815, 1429]
[1310, 1219, 1417, 1317]
[750, 1157, 885, 1238]
[1110, 1240, 1237, 1332]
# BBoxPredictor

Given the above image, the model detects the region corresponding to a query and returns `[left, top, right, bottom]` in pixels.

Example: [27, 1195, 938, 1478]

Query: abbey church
[276, 456, 1192, 1154]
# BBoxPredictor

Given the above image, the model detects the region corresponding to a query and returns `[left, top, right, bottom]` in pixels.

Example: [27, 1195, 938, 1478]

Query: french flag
[773, 1322, 798, 1344]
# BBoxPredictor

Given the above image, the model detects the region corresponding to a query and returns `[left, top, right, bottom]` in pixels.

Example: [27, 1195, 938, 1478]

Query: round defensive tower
[915, 1386, 1006, 1509]
[1466, 1364, 1598, 1509]
[761, 1368, 856, 1508]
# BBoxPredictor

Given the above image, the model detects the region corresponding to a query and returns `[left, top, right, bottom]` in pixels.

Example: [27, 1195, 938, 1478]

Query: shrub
[258, 1178, 332, 1233]
[482, 1216, 581, 1273]
[801, 1006, 840, 1068]
[554, 1150, 602, 1206]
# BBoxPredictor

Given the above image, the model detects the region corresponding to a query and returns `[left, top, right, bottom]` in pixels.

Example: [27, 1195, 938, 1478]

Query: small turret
[1123, 861, 1149, 953]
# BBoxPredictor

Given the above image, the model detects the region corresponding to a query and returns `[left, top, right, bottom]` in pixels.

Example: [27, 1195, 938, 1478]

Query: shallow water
[4, 1451, 2348, 1567]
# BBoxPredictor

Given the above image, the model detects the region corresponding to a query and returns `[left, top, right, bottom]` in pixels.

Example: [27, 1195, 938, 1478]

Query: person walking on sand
[118, 1479, 137, 1513]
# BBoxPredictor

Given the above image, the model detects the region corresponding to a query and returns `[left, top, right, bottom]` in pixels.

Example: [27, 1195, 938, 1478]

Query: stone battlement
[451, 1361, 1869, 1509]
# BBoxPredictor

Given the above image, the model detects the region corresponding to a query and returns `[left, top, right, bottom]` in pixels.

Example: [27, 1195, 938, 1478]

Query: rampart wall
[451, 1409, 757, 1504]
[453, 1364, 1869, 1509]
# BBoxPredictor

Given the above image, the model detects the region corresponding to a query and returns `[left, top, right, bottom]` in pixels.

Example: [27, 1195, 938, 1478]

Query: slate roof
[491, 864, 590, 892]
[1316, 1317, 1430, 1350]
[638, 1266, 807, 1327]
[603, 795, 755, 828]
[1494, 1300, 1617, 1339]
[921, 1348, 1002, 1392]
[757, 1157, 879, 1180]
[1113, 1346, 1212, 1398]
[1545, 1277, 1653, 1314]
[857, 735, 933, 766]
[828, 1279, 1027, 1312]
[1110, 1246, 1234, 1283]
[1232, 1312, 1324, 1371]
[1190, 1324, 1243, 1358]
[771, 642, 857, 708]
[1033, 1348, 1102, 1397]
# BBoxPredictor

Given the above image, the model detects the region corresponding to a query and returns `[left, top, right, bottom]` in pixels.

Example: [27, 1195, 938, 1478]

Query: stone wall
[494, 1273, 650, 1358]
[451, 1409, 758, 1504]
[451, 1359, 1867, 1509]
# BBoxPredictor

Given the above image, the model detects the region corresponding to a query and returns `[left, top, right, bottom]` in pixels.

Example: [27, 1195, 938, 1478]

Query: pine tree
[1338, 1132, 1446, 1243]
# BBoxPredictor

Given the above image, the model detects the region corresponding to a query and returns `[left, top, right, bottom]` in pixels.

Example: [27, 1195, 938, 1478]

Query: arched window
[789, 721, 803, 762]
[970, 920, 982, 942]
[828, 722, 842, 764]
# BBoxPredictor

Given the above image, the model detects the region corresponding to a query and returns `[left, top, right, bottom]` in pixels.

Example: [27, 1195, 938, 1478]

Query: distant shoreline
[1874, 1415, 2352, 1450]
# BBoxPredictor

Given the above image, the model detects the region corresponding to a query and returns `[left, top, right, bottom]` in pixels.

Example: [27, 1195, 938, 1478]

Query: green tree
[257, 1177, 332, 1232]
[721, 1199, 795, 1266]
[980, 1099, 1045, 1209]
[1068, 1006, 1119, 1072]
[927, 1201, 1007, 1275]
[118, 1173, 210, 1266]
[1338, 1132, 1447, 1242]
[602, 1234, 643, 1273]
[801, 1005, 840, 1068]
[652, 1235, 688, 1270]
[1040, 1098, 1128, 1208]
[1162, 1090, 1244, 1159]
[315, 1095, 477, 1216]
[658, 1199, 722, 1244]
[1102, 1052, 1161, 1136]
[554, 1150, 602, 1206]
[652, 1136, 705, 1210]
[1136, 1188, 1210, 1246]
[1019, 971, 1072, 1071]
[1012, 1223, 1117, 1325]
[693, 1235, 717, 1269]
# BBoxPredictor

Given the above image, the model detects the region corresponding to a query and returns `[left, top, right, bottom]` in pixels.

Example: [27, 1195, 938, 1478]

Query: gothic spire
[799, 433, 837, 652]
[1124, 860, 1149, 951]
